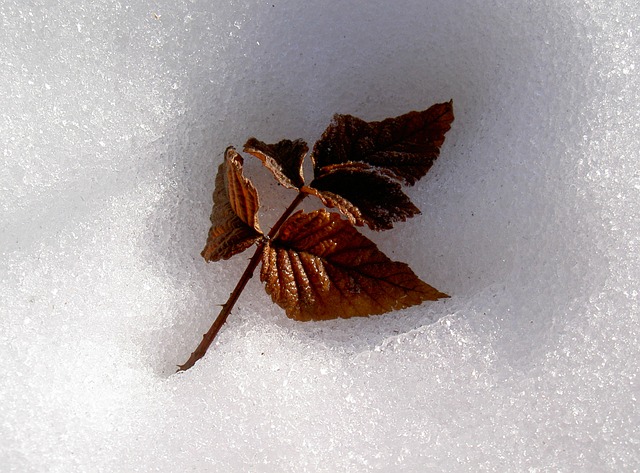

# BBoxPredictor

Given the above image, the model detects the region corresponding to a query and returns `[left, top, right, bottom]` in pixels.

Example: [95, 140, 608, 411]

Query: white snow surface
[1, 1, 639, 471]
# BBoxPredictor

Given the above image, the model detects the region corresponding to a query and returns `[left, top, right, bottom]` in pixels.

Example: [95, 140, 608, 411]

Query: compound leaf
[201, 147, 263, 262]
[260, 209, 448, 321]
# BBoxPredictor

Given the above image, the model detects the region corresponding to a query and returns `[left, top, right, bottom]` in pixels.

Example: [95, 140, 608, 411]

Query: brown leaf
[244, 137, 308, 189]
[311, 101, 454, 185]
[301, 163, 419, 230]
[201, 147, 263, 262]
[304, 101, 454, 230]
[260, 209, 448, 321]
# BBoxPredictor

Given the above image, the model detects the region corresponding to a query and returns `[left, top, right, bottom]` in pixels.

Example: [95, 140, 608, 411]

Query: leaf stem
[177, 191, 307, 372]
[267, 191, 307, 239]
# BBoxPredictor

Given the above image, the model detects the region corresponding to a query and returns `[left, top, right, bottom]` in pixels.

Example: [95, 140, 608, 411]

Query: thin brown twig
[177, 192, 307, 372]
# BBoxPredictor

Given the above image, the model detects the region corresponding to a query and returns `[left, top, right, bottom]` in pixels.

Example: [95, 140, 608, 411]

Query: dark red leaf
[311, 101, 454, 185]
[302, 163, 419, 230]
[305, 101, 454, 230]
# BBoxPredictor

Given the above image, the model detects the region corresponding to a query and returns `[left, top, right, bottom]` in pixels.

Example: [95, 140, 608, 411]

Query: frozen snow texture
[1, 0, 639, 471]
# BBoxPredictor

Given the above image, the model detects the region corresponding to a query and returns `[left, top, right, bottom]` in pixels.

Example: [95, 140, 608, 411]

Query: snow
[1, 1, 639, 471]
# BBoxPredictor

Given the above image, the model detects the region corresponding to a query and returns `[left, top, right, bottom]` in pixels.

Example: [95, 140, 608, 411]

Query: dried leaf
[301, 163, 419, 230]
[261, 209, 448, 321]
[182, 104, 454, 371]
[304, 101, 454, 230]
[201, 147, 263, 262]
[311, 101, 454, 185]
[244, 137, 308, 189]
